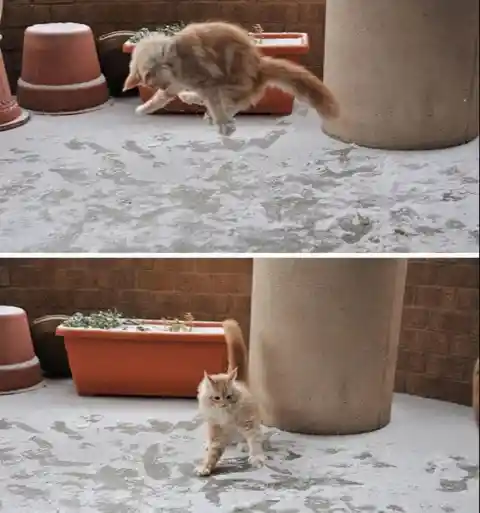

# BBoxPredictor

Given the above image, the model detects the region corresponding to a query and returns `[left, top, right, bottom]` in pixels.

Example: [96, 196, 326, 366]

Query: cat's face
[203, 369, 238, 408]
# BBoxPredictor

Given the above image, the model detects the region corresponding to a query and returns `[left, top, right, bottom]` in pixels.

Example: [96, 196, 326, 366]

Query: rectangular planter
[56, 320, 227, 398]
[122, 32, 309, 116]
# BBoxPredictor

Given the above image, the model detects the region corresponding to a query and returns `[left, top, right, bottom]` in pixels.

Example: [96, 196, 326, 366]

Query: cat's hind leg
[202, 90, 236, 136]
[177, 91, 213, 125]
[239, 424, 265, 468]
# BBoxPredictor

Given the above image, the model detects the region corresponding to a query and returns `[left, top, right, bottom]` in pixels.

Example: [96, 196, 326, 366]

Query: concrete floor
[0, 381, 478, 513]
[0, 98, 478, 253]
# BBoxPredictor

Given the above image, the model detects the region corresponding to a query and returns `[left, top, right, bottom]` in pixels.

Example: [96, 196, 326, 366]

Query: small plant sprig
[162, 312, 195, 332]
[251, 24, 264, 45]
[62, 310, 139, 330]
[127, 23, 186, 44]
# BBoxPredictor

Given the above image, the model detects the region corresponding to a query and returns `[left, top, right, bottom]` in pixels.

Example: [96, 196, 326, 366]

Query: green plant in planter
[127, 23, 187, 45]
[162, 312, 195, 332]
[63, 310, 137, 329]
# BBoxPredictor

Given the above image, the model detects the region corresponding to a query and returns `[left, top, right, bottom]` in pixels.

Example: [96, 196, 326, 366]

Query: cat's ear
[203, 371, 215, 386]
[227, 367, 238, 382]
[123, 72, 141, 91]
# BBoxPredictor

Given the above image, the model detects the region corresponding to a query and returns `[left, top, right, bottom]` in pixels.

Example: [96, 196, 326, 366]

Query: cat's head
[199, 369, 239, 408]
[123, 34, 173, 91]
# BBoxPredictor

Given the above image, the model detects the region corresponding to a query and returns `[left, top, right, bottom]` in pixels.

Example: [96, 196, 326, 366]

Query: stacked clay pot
[17, 22, 109, 114]
[0, 0, 30, 130]
[0, 306, 43, 394]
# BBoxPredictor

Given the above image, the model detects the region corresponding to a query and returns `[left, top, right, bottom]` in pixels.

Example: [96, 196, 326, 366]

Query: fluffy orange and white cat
[123, 21, 339, 136]
[195, 319, 264, 476]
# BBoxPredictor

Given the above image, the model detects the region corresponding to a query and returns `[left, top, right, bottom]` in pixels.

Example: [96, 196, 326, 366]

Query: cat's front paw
[135, 104, 149, 115]
[203, 112, 214, 125]
[248, 454, 266, 468]
[218, 121, 236, 136]
[195, 465, 213, 477]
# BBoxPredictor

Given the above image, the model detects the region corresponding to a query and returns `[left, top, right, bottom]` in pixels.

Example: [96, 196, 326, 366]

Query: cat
[473, 358, 479, 428]
[123, 21, 339, 136]
[195, 318, 264, 476]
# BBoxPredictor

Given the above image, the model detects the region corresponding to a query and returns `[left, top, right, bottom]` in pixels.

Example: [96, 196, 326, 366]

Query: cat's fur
[123, 21, 339, 136]
[473, 358, 479, 428]
[196, 318, 264, 476]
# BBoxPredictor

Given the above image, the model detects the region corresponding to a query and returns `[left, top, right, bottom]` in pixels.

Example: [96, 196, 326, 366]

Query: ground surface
[0, 381, 478, 513]
[0, 99, 478, 253]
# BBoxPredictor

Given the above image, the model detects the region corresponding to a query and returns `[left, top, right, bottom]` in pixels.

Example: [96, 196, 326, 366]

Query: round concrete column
[248, 259, 407, 435]
[322, 0, 479, 150]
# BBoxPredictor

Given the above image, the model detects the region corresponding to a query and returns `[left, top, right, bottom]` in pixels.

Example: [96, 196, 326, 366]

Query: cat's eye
[225, 394, 232, 400]
[213, 396, 221, 401]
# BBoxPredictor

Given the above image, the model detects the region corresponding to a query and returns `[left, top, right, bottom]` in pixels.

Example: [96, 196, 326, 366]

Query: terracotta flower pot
[17, 23, 110, 114]
[122, 32, 309, 115]
[97, 30, 138, 97]
[30, 315, 71, 378]
[0, 306, 43, 394]
[0, 35, 30, 131]
[56, 320, 227, 397]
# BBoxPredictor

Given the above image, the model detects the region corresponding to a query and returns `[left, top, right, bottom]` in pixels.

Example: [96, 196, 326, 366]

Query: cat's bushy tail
[223, 319, 248, 382]
[259, 56, 339, 118]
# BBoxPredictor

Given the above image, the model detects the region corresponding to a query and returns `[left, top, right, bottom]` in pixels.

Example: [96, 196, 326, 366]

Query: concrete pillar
[322, 0, 479, 150]
[248, 259, 407, 435]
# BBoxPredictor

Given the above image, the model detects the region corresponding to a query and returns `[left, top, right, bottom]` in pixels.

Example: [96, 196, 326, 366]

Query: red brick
[414, 286, 442, 308]
[406, 351, 426, 374]
[425, 354, 448, 378]
[403, 285, 416, 306]
[401, 307, 429, 329]
[456, 288, 479, 311]
[406, 261, 438, 286]
[297, 2, 325, 24]
[440, 286, 456, 310]
[0, 267, 9, 287]
[3, 4, 51, 26]
[136, 270, 174, 291]
[450, 334, 478, 358]
[173, 273, 212, 294]
[394, 370, 406, 392]
[404, 373, 444, 400]
[154, 259, 196, 273]
[416, 330, 449, 355]
[440, 311, 475, 333]
[194, 258, 252, 274]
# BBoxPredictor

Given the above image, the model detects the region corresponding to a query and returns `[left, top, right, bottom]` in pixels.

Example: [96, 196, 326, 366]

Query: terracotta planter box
[0, 35, 29, 131]
[17, 23, 109, 114]
[122, 32, 309, 115]
[57, 320, 227, 397]
[0, 306, 43, 394]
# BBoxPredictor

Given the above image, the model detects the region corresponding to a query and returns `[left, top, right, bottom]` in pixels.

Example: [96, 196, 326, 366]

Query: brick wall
[0, 0, 327, 90]
[0, 258, 477, 405]
[396, 259, 478, 405]
[0, 258, 253, 342]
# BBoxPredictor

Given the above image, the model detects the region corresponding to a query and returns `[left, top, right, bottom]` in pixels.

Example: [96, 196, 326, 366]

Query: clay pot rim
[57, 319, 225, 342]
[0, 305, 26, 316]
[122, 32, 309, 55]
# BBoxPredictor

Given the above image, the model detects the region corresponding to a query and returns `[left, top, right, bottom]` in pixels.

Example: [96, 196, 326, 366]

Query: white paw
[248, 454, 266, 468]
[203, 112, 213, 125]
[195, 466, 213, 477]
[135, 104, 149, 115]
[218, 121, 236, 136]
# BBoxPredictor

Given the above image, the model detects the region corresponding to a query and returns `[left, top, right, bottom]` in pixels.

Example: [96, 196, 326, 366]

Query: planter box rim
[122, 32, 309, 54]
[57, 319, 225, 341]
